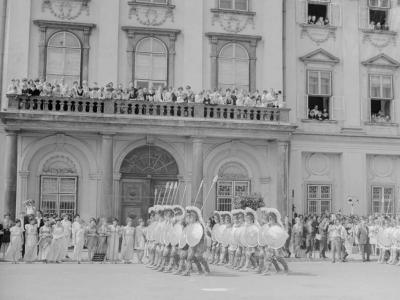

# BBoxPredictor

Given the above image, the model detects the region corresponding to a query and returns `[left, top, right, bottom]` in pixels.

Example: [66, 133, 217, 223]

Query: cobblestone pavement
[0, 260, 399, 300]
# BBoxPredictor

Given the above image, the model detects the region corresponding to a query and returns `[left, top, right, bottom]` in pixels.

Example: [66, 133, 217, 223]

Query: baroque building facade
[0, 0, 399, 221]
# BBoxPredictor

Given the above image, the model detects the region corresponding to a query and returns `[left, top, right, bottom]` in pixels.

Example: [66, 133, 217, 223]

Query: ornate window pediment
[362, 53, 400, 70]
[299, 48, 340, 66]
[42, 0, 91, 20]
[128, 0, 175, 26]
[42, 154, 78, 175]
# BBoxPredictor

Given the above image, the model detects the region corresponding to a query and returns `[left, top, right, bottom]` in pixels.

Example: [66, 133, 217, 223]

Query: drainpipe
[282, 0, 286, 104]
[0, 0, 8, 106]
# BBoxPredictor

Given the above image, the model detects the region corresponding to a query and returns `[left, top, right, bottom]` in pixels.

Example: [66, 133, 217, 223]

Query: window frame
[306, 184, 332, 215]
[369, 74, 393, 100]
[134, 37, 168, 89]
[219, 0, 249, 11]
[40, 175, 78, 216]
[216, 180, 250, 211]
[307, 69, 332, 96]
[45, 31, 83, 85]
[368, 0, 391, 9]
[371, 185, 395, 215]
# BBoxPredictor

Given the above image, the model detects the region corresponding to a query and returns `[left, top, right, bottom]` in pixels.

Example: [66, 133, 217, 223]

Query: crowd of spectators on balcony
[308, 105, 329, 121]
[307, 15, 330, 26]
[6, 78, 284, 108]
[369, 21, 389, 31]
[371, 110, 391, 123]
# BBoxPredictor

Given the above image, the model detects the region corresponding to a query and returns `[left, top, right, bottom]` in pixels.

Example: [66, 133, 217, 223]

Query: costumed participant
[38, 218, 52, 262]
[395, 220, 400, 266]
[151, 206, 165, 268]
[120, 218, 135, 264]
[157, 206, 174, 271]
[239, 207, 260, 272]
[5, 220, 24, 263]
[95, 218, 109, 262]
[61, 214, 72, 259]
[227, 209, 241, 269]
[173, 210, 190, 275]
[134, 218, 146, 263]
[264, 208, 289, 274]
[218, 211, 232, 266]
[144, 207, 156, 265]
[387, 221, 397, 265]
[24, 216, 38, 262]
[46, 217, 65, 263]
[209, 211, 221, 264]
[164, 205, 185, 272]
[72, 219, 86, 264]
[0, 214, 12, 259]
[377, 219, 390, 264]
[86, 218, 98, 261]
[291, 217, 303, 258]
[233, 209, 246, 270]
[182, 206, 210, 276]
[256, 207, 269, 274]
[107, 218, 121, 263]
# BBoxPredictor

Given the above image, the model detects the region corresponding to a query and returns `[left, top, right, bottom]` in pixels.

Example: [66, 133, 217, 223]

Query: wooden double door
[120, 178, 176, 223]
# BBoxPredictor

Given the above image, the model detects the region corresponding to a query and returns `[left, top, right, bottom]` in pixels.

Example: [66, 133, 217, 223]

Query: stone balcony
[1, 95, 295, 139]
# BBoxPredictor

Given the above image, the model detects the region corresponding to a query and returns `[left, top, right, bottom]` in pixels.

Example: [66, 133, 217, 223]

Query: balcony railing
[4, 94, 290, 123]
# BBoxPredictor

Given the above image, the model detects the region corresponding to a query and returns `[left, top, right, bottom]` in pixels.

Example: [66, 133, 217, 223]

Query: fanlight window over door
[135, 37, 168, 90]
[218, 43, 249, 92]
[46, 31, 82, 86]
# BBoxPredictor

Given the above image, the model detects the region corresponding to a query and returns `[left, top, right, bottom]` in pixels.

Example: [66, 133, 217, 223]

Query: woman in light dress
[291, 217, 303, 258]
[107, 218, 121, 262]
[86, 218, 98, 261]
[61, 214, 72, 259]
[38, 218, 52, 262]
[72, 219, 86, 264]
[46, 218, 65, 263]
[134, 218, 146, 264]
[24, 217, 38, 262]
[5, 220, 24, 263]
[95, 218, 109, 262]
[120, 218, 135, 263]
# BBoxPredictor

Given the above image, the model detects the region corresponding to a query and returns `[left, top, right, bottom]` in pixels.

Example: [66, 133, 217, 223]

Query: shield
[186, 222, 204, 247]
[228, 227, 238, 250]
[378, 228, 392, 248]
[234, 226, 245, 246]
[216, 224, 226, 243]
[162, 223, 173, 245]
[243, 224, 259, 248]
[258, 224, 270, 247]
[239, 226, 247, 247]
[152, 222, 161, 243]
[211, 224, 220, 242]
[170, 223, 183, 247]
[178, 226, 188, 249]
[221, 226, 231, 247]
[264, 225, 289, 249]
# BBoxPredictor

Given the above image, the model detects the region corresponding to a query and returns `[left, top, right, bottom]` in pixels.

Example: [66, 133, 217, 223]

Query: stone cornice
[205, 32, 262, 42]
[33, 19, 96, 31]
[121, 26, 180, 36]
[210, 8, 255, 16]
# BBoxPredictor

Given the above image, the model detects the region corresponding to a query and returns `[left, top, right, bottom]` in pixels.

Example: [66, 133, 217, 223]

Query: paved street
[0, 260, 399, 300]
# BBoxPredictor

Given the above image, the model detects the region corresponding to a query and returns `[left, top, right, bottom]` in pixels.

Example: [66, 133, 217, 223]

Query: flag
[212, 174, 219, 184]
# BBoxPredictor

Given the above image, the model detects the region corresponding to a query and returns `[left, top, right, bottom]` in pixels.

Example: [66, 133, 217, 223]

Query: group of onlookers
[286, 213, 400, 265]
[6, 78, 284, 109]
[369, 21, 389, 31]
[371, 111, 391, 123]
[308, 15, 330, 26]
[0, 211, 146, 264]
[308, 105, 330, 121]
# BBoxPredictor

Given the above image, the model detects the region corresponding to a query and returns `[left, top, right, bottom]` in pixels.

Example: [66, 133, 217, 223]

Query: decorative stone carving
[370, 155, 394, 178]
[42, 154, 78, 175]
[42, 0, 90, 20]
[211, 9, 255, 34]
[300, 24, 337, 45]
[306, 153, 330, 176]
[128, 1, 175, 26]
[361, 30, 397, 50]
[218, 162, 248, 180]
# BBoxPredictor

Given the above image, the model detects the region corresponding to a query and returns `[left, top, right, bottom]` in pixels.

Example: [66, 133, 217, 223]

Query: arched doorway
[119, 145, 179, 221]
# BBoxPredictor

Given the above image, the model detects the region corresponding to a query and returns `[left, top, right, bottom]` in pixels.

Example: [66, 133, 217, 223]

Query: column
[99, 134, 114, 218]
[191, 138, 203, 207]
[3, 131, 18, 218]
[276, 140, 289, 217]
[168, 34, 177, 87]
[249, 40, 257, 93]
[82, 28, 91, 82]
[209, 37, 218, 91]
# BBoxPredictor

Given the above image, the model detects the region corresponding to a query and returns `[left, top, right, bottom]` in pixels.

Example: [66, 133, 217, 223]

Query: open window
[307, 70, 332, 120]
[368, 0, 390, 30]
[369, 74, 393, 123]
[297, 0, 341, 26]
[307, 0, 329, 25]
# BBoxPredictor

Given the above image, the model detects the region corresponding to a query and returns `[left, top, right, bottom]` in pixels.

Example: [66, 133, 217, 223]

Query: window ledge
[364, 121, 398, 127]
[128, 1, 175, 9]
[361, 29, 397, 36]
[301, 119, 338, 124]
[210, 8, 256, 16]
[300, 23, 337, 31]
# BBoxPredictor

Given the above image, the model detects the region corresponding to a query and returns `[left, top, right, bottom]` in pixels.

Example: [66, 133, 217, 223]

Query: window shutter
[330, 3, 342, 27]
[305, 94, 310, 118]
[359, 0, 370, 29]
[236, 60, 249, 89]
[307, 71, 319, 95]
[135, 53, 152, 79]
[331, 96, 344, 121]
[296, 0, 307, 24]
[218, 59, 234, 86]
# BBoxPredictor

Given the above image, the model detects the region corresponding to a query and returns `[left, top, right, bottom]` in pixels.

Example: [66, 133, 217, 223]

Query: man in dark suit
[19, 211, 30, 258]
[357, 218, 370, 262]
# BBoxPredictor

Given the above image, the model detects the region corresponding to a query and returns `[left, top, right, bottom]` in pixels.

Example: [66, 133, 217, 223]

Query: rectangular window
[369, 75, 393, 123]
[371, 186, 394, 215]
[307, 70, 332, 120]
[41, 176, 77, 216]
[307, 184, 332, 215]
[216, 180, 250, 211]
[368, 0, 390, 30]
[219, 0, 248, 11]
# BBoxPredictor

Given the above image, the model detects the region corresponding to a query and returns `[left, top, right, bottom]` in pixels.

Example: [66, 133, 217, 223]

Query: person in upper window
[203, 91, 211, 105]
[309, 109, 316, 119]
[315, 110, 324, 121]
[147, 88, 155, 102]
[307, 15, 313, 24]
[112, 83, 124, 100]
[316, 17, 324, 26]
[41, 82, 53, 97]
[136, 88, 145, 101]
[76, 85, 84, 98]
[369, 21, 375, 30]
[154, 86, 163, 102]
[28, 83, 41, 96]
[82, 80, 90, 98]
[195, 90, 204, 103]
[375, 22, 381, 30]
[310, 15, 317, 24]
[90, 82, 100, 99]
[324, 18, 330, 26]
[322, 108, 329, 120]
[70, 81, 79, 98]
[52, 84, 62, 97]
[186, 85, 195, 103]
[126, 81, 137, 100]
[311, 105, 320, 116]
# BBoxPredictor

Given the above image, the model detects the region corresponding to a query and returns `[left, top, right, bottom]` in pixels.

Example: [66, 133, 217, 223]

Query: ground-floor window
[371, 186, 394, 215]
[216, 180, 250, 211]
[307, 184, 331, 215]
[40, 176, 77, 216]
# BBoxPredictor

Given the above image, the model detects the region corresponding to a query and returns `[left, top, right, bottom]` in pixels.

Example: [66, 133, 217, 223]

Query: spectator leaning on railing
[6, 78, 285, 109]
